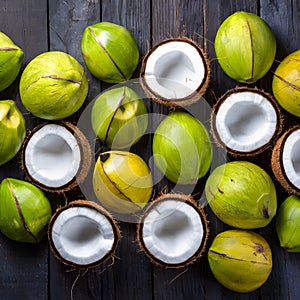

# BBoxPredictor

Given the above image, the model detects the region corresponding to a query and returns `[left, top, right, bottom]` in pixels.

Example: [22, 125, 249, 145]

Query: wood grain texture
[0, 1, 49, 299]
[0, 0, 300, 299]
[100, 2, 153, 300]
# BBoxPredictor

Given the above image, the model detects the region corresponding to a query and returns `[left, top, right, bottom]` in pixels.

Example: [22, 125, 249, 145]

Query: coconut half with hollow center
[272, 126, 300, 195]
[137, 193, 209, 267]
[140, 37, 210, 107]
[48, 200, 120, 268]
[22, 122, 92, 192]
[211, 87, 282, 155]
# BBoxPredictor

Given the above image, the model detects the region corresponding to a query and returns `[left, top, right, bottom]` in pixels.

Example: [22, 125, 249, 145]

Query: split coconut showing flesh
[140, 38, 210, 106]
[22, 122, 92, 192]
[48, 200, 120, 268]
[272, 126, 300, 195]
[211, 87, 281, 155]
[137, 194, 209, 267]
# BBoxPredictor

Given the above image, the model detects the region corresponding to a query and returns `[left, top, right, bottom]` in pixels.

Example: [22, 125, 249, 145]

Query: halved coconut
[211, 87, 282, 155]
[272, 126, 300, 195]
[48, 200, 120, 268]
[22, 122, 92, 192]
[137, 193, 209, 267]
[140, 37, 210, 106]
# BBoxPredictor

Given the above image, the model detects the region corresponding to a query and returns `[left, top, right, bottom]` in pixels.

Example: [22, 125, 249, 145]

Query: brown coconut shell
[140, 37, 210, 107]
[271, 126, 300, 195]
[48, 199, 121, 269]
[211, 86, 283, 156]
[21, 121, 92, 193]
[137, 193, 209, 268]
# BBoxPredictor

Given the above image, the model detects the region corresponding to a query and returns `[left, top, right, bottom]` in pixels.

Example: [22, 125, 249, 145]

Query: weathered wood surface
[0, 0, 299, 299]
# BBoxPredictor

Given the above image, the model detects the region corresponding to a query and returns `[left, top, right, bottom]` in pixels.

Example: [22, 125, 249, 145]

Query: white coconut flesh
[142, 200, 204, 265]
[144, 41, 206, 99]
[282, 129, 300, 189]
[215, 91, 277, 152]
[51, 206, 115, 266]
[24, 124, 81, 188]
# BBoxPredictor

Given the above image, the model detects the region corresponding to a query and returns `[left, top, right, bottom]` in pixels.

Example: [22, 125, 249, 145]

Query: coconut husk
[271, 126, 300, 195]
[137, 193, 209, 268]
[48, 199, 121, 269]
[210, 86, 283, 157]
[140, 37, 210, 107]
[21, 121, 92, 193]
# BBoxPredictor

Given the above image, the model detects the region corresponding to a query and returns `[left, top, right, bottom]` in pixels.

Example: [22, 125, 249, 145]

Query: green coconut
[153, 111, 212, 184]
[272, 50, 300, 117]
[215, 11, 276, 84]
[0, 100, 26, 166]
[0, 178, 52, 243]
[0, 32, 24, 92]
[93, 151, 153, 214]
[81, 22, 139, 83]
[19, 51, 88, 120]
[208, 229, 272, 293]
[276, 195, 300, 252]
[205, 161, 277, 229]
[91, 86, 148, 149]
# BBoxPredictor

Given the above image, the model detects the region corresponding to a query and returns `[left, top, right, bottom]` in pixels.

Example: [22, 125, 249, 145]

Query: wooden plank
[260, 0, 300, 58]
[48, 1, 102, 299]
[99, 1, 153, 300]
[200, 1, 263, 299]
[259, 1, 300, 299]
[0, 1, 49, 299]
[150, 1, 214, 300]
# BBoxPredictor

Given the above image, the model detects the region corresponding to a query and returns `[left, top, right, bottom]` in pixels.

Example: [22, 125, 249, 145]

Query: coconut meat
[24, 124, 81, 188]
[215, 92, 277, 152]
[51, 206, 115, 266]
[142, 200, 204, 265]
[144, 41, 205, 99]
[282, 129, 300, 189]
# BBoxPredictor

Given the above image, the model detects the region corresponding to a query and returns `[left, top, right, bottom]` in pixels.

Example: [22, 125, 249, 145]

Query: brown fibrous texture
[210, 86, 284, 157]
[140, 37, 211, 107]
[137, 193, 209, 268]
[271, 126, 300, 195]
[48, 199, 121, 269]
[21, 121, 92, 193]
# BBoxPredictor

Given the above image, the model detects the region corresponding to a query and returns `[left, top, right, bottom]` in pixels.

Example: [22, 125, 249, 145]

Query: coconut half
[137, 194, 209, 267]
[272, 126, 300, 195]
[211, 87, 282, 155]
[48, 200, 120, 268]
[140, 37, 210, 106]
[22, 122, 92, 192]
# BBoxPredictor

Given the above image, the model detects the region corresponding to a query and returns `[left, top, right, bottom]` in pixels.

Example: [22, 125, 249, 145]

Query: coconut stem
[100, 152, 110, 163]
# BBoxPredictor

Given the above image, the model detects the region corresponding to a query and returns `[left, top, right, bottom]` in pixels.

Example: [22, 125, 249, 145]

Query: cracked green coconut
[0, 100, 26, 166]
[153, 111, 212, 184]
[215, 11, 276, 83]
[91, 86, 148, 149]
[208, 229, 272, 293]
[19, 51, 88, 120]
[205, 161, 277, 229]
[81, 22, 139, 83]
[93, 151, 153, 215]
[0, 32, 24, 92]
[272, 50, 300, 117]
[0, 178, 52, 243]
[276, 195, 300, 252]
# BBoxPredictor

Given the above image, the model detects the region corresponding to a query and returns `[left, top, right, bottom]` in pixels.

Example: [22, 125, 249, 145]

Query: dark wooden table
[0, 0, 300, 299]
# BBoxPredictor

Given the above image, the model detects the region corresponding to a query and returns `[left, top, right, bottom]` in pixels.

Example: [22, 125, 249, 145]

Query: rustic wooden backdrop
[0, 0, 300, 299]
